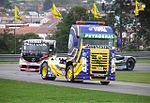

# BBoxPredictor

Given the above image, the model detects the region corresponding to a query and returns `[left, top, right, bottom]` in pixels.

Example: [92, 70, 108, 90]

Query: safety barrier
[0, 51, 150, 62]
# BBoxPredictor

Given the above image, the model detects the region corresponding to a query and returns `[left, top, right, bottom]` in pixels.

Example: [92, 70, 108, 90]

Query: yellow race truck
[40, 21, 117, 85]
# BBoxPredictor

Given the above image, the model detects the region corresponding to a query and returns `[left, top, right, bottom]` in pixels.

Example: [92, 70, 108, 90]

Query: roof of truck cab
[23, 39, 56, 44]
[73, 24, 114, 34]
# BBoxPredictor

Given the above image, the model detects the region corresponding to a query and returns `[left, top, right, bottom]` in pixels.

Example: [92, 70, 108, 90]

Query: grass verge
[116, 71, 150, 84]
[136, 60, 150, 63]
[0, 78, 150, 103]
[0, 62, 18, 64]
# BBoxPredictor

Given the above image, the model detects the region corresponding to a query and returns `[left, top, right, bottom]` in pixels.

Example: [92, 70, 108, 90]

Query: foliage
[0, 33, 15, 54]
[0, 32, 40, 54]
[48, 6, 90, 52]
[51, 0, 82, 7]
[139, 0, 150, 46]
[106, 0, 150, 50]
[43, 0, 52, 11]
[0, 0, 12, 9]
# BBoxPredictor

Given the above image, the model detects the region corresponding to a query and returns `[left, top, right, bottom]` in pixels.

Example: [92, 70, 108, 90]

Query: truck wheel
[126, 58, 135, 71]
[100, 81, 110, 85]
[66, 65, 74, 82]
[41, 63, 56, 80]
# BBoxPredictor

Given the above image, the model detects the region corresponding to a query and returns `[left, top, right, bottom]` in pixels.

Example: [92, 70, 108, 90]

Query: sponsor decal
[82, 34, 114, 39]
[24, 43, 47, 46]
[89, 26, 107, 32]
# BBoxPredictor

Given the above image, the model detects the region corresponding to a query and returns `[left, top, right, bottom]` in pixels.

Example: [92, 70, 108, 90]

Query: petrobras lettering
[88, 26, 107, 32]
[84, 34, 114, 39]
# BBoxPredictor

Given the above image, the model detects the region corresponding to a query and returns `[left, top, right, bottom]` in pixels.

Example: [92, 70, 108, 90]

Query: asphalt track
[0, 63, 150, 96]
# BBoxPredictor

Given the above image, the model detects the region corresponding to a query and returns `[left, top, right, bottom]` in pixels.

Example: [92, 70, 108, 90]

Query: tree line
[0, 0, 150, 53]
[0, 32, 40, 54]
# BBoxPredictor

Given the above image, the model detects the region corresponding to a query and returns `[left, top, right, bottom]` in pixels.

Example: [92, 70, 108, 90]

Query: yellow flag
[14, 4, 22, 21]
[51, 3, 62, 19]
[135, 0, 145, 16]
[91, 3, 102, 18]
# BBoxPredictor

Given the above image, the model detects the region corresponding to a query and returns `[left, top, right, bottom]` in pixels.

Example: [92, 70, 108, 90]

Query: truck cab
[40, 21, 116, 85]
[19, 39, 56, 71]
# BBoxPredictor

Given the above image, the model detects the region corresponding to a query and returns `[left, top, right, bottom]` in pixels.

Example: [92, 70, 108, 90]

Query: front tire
[66, 65, 74, 82]
[126, 58, 135, 71]
[41, 63, 56, 80]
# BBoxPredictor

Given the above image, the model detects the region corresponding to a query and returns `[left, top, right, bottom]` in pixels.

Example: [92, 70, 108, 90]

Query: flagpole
[14, 4, 17, 54]
[14, 27, 16, 54]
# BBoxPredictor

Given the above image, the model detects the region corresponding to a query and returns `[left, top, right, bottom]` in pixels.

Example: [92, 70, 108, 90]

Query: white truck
[19, 39, 56, 71]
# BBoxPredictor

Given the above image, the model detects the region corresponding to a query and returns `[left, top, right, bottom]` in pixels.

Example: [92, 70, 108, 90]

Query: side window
[68, 34, 74, 49]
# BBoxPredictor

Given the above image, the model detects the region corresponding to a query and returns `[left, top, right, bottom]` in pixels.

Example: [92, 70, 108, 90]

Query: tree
[0, 33, 15, 54]
[48, 6, 90, 52]
[0, 32, 40, 54]
[105, 0, 144, 50]
[108, 0, 150, 50]
[43, 0, 52, 11]
[0, 0, 12, 9]
[138, 0, 150, 47]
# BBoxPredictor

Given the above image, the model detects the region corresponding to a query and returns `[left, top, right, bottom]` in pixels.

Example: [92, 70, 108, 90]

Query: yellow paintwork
[90, 48, 109, 80]
[42, 66, 47, 77]
[67, 48, 78, 62]
[48, 58, 66, 78]
[68, 48, 76, 56]
[71, 27, 77, 36]
[48, 37, 83, 79]
[67, 39, 83, 78]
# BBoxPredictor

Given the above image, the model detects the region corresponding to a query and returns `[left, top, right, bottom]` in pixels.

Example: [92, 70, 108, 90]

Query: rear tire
[100, 81, 110, 85]
[66, 65, 74, 82]
[126, 58, 135, 71]
[41, 63, 56, 80]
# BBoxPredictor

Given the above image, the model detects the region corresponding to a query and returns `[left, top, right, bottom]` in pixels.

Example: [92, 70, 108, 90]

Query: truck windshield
[23, 43, 48, 52]
[83, 38, 114, 49]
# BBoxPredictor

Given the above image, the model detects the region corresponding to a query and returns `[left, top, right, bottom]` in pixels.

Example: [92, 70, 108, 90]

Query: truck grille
[90, 49, 109, 80]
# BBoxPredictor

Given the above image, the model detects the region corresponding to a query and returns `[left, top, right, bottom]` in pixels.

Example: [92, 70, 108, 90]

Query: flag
[14, 4, 22, 21]
[91, 3, 102, 18]
[51, 3, 62, 19]
[135, 0, 145, 16]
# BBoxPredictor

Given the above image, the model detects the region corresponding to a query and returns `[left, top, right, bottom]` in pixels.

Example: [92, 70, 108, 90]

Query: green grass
[0, 62, 18, 64]
[116, 71, 150, 84]
[0, 78, 150, 103]
[136, 60, 150, 63]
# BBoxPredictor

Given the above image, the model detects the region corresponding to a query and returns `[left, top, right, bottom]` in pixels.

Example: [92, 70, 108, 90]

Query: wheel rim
[67, 66, 73, 81]
[42, 66, 47, 77]
[128, 61, 134, 70]
[67, 69, 72, 81]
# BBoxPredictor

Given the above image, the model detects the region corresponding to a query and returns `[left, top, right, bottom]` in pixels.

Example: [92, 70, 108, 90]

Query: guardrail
[0, 51, 150, 62]
[0, 54, 20, 62]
